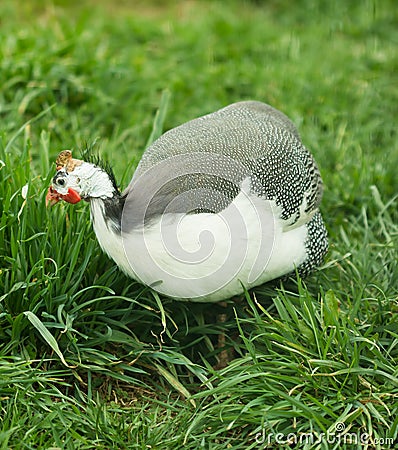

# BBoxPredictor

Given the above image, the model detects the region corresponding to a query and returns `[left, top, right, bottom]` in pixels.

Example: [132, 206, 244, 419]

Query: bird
[46, 101, 328, 302]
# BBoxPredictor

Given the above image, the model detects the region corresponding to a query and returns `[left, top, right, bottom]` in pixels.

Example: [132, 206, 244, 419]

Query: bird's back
[125, 101, 322, 229]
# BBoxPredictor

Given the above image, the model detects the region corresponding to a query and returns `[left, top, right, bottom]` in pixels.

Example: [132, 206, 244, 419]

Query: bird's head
[46, 150, 117, 205]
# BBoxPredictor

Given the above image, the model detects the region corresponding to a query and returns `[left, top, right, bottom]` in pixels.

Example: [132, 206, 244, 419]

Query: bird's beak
[46, 186, 81, 206]
[46, 186, 61, 206]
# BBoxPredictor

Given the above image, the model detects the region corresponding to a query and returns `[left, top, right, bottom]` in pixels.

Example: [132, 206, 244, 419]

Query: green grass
[1, 0, 397, 448]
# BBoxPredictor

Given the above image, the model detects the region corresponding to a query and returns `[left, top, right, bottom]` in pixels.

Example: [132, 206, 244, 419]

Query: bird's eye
[56, 178, 65, 187]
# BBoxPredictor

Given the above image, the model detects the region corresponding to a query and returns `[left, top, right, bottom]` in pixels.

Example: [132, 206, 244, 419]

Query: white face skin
[51, 162, 115, 200]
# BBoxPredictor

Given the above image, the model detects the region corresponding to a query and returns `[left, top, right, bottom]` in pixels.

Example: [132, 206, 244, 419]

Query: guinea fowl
[47, 101, 328, 301]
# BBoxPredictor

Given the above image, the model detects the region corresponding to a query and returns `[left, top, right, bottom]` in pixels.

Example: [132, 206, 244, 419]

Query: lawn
[0, 0, 397, 448]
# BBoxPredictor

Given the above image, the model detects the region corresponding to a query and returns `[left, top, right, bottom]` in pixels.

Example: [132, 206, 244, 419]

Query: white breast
[91, 182, 308, 302]
[90, 199, 137, 278]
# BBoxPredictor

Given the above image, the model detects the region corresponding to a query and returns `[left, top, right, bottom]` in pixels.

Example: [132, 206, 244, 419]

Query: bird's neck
[89, 195, 135, 277]
[89, 194, 125, 234]
[75, 163, 123, 231]
[71, 162, 121, 230]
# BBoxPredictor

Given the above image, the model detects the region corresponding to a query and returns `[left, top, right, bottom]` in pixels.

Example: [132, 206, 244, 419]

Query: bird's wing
[123, 101, 323, 229]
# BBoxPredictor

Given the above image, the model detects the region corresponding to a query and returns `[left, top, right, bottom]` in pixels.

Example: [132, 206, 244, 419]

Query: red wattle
[60, 188, 81, 204]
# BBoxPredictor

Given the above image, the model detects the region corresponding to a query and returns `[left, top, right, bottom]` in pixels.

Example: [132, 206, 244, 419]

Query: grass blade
[23, 311, 74, 368]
